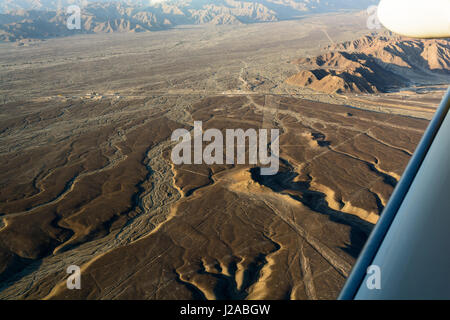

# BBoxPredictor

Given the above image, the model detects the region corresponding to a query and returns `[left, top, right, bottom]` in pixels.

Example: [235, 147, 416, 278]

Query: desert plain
[0, 11, 447, 299]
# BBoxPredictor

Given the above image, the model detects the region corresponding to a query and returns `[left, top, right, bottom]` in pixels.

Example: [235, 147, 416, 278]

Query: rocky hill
[286, 35, 450, 94]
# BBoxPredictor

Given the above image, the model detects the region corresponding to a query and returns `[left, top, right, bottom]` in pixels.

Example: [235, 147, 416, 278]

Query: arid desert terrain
[0, 11, 448, 299]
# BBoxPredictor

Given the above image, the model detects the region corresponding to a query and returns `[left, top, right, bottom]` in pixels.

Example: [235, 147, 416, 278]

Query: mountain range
[0, 0, 378, 42]
[286, 35, 450, 94]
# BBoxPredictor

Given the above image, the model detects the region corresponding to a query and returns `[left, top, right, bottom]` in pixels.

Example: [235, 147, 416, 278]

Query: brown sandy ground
[0, 14, 439, 299]
[0, 94, 426, 300]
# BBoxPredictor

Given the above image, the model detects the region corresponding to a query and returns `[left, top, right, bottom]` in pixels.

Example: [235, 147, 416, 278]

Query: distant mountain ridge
[286, 35, 450, 94]
[0, 0, 378, 42]
[0, 0, 379, 14]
